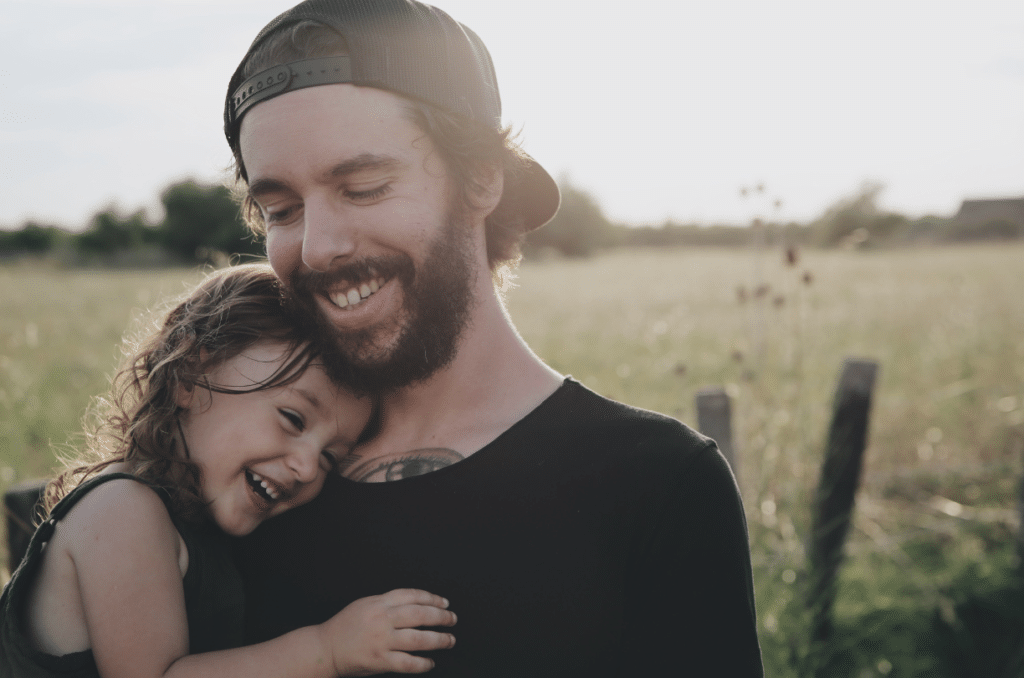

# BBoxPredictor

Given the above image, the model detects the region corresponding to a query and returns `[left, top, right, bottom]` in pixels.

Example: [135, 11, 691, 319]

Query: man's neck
[340, 281, 563, 482]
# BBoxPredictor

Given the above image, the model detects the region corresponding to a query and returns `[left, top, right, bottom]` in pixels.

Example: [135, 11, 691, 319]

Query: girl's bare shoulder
[53, 475, 188, 577]
[25, 475, 189, 657]
[60, 477, 173, 538]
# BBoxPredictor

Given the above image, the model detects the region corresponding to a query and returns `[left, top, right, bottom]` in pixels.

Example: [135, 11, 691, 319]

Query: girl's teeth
[257, 478, 278, 500]
[359, 283, 371, 298]
[247, 470, 278, 501]
[346, 289, 361, 305]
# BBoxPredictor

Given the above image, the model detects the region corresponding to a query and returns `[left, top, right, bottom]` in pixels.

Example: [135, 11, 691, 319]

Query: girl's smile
[176, 341, 372, 536]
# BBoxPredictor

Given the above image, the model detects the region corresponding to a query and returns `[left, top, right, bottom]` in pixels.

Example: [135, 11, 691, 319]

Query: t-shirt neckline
[332, 376, 579, 488]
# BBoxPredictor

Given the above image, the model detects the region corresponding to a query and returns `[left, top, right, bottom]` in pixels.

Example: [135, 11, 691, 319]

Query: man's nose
[301, 199, 357, 272]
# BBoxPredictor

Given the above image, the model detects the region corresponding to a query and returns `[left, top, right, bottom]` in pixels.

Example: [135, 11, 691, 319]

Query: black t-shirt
[235, 378, 763, 677]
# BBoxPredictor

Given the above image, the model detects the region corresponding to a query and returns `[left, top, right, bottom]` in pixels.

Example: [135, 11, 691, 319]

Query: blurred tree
[524, 178, 614, 258]
[811, 182, 907, 247]
[158, 180, 262, 262]
[75, 208, 154, 254]
[0, 222, 61, 254]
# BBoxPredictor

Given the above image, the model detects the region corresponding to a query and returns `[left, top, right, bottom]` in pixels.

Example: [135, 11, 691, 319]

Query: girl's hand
[317, 589, 457, 676]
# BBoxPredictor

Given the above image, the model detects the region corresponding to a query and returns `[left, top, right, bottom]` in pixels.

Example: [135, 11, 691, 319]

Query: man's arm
[621, 443, 764, 676]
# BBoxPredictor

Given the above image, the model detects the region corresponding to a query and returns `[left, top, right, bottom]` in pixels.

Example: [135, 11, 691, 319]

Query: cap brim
[507, 154, 560, 231]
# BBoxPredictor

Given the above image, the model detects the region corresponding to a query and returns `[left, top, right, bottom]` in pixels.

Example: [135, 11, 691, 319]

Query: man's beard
[286, 211, 477, 393]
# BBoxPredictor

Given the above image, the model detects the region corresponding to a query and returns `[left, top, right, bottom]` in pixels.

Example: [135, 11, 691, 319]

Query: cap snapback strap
[229, 55, 352, 127]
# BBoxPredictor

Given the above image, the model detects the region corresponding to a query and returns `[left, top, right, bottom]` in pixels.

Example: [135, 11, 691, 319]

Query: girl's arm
[63, 480, 454, 678]
[168, 589, 456, 677]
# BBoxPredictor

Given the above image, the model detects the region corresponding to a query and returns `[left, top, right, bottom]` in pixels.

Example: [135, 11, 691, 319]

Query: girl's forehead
[207, 341, 302, 385]
[208, 341, 367, 413]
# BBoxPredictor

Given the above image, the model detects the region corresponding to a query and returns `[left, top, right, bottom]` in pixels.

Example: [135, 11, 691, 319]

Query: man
[227, 1, 763, 675]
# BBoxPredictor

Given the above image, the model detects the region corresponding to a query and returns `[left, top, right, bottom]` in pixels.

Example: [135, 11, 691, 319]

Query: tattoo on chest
[346, 448, 465, 483]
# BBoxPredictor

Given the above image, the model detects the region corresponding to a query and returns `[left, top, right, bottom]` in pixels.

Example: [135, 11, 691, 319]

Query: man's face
[239, 84, 480, 389]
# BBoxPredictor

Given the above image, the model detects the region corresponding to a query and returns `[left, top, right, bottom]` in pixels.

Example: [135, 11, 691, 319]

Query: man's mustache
[289, 254, 415, 297]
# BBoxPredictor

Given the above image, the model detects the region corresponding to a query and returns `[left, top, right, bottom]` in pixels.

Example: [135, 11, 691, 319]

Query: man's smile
[327, 274, 388, 309]
[291, 256, 411, 326]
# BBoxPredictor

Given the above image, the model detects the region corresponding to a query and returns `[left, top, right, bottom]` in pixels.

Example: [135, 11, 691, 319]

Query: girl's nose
[287, 442, 322, 484]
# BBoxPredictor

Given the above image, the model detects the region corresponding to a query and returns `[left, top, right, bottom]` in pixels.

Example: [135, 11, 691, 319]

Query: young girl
[0, 264, 456, 678]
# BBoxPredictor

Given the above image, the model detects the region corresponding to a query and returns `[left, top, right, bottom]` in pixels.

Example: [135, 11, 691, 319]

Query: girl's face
[176, 341, 372, 536]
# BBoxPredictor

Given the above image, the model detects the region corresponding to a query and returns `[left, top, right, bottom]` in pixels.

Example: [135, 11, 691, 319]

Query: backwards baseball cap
[225, 0, 559, 231]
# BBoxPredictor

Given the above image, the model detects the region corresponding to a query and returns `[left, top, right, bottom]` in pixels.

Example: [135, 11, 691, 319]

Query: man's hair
[230, 21, 532, 286]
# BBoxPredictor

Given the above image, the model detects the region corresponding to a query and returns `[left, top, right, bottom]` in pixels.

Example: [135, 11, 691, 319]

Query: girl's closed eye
[280, 409, 305, 432]
[320, 450, 339, 473]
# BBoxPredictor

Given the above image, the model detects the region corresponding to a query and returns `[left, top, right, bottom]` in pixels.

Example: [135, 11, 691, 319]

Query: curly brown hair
[44, 264, 324, 521]
[228, 20, 532, 289]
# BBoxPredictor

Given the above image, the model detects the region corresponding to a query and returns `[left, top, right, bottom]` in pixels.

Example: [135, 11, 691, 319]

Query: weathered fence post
[4, 478, 48, 571]
[807, 358, 879, 649]
[696, 386, 737, 482]
[1018, 439, 1024, 571]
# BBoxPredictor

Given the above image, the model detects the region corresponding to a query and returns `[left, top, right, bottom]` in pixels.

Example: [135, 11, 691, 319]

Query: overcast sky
[2, 0, 1022, 231]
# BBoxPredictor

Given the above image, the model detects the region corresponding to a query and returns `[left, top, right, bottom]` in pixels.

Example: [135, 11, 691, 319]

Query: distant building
[954, 197, 1024, 235]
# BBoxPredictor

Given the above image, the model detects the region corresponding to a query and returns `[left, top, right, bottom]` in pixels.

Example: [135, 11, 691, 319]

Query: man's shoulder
[523, 377, 716, 460]
[511, 378, 737, 510]
[540, 377, 706, 432]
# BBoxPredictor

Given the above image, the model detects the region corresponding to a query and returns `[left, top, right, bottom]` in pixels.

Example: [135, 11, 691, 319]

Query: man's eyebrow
[248, 153, 403, 201]
[322, 153, 402, 182]
[248, 177, 289, 201]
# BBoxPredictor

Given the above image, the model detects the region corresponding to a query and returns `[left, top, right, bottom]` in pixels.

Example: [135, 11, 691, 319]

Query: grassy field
[3, 245, 1024, 676]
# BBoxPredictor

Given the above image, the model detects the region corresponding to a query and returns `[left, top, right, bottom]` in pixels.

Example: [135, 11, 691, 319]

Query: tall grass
[2, 245, 1023, 675]
[0, 263, 206, 520]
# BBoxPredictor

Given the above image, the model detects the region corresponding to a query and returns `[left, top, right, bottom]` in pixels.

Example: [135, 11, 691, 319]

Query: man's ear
[473, 163, 504, 220]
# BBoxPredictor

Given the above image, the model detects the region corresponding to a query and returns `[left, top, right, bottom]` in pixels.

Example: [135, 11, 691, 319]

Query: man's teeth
[331, 277, 385, 309]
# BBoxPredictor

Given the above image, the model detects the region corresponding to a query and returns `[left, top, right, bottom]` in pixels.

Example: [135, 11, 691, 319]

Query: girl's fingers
[391, 628, 457, 652]
[382, 650, 436, 674]
[381, 589, 450, 609]
[389, 604, 458, 629]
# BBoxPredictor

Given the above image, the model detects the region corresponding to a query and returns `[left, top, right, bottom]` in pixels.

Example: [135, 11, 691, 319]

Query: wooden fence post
[696, 386, 737, 481]
[1018, 439, 1024, 569]
[807, 358, 879, 648]
[4, 478, 48, 571]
